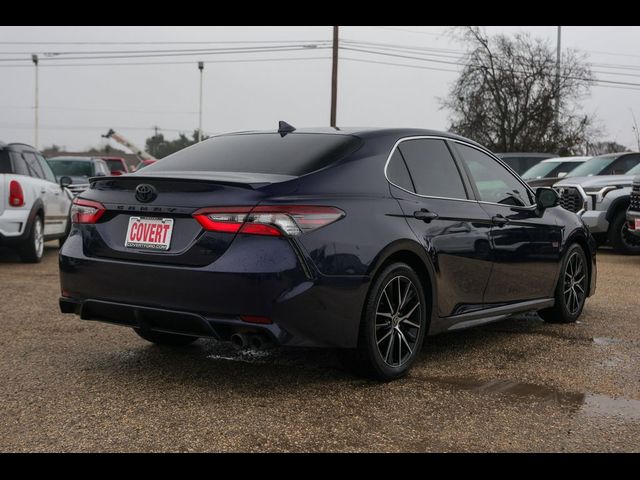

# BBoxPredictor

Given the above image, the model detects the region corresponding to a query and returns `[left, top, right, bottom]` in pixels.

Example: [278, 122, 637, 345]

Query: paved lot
[0, 244, 638, 452]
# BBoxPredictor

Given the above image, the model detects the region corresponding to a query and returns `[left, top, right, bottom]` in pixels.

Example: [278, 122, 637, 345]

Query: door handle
[492, 214, 509, 226]
[413, 209, 439, 223]
[40, 188, 46, 194]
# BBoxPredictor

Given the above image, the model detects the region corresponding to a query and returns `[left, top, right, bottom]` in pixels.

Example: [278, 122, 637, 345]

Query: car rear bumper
[59, 231, 370, 348]
[0, 208, 29, 240]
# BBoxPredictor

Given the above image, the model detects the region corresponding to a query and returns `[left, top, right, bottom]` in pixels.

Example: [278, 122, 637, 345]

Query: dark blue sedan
[59, 125, 597, 380]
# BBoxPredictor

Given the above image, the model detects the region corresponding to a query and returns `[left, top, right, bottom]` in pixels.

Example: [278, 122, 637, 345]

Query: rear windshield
[0, 150, 10, 174]
[48, 159, 93, 177]
[105, 159, 125, 171]
[143, 133, 362, 176]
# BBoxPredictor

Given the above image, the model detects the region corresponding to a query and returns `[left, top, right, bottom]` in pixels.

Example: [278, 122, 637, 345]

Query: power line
[0, 39, 329, 46]
[0, 122, 209, 134]
[0, 55, 332, 68]
[0, 45, 332, 62]
[0, 43, 331, 57]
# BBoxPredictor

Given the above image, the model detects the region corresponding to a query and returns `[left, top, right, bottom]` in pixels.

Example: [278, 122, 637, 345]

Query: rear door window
[397, 139, 468, 200]
[386, 149, 415, 192]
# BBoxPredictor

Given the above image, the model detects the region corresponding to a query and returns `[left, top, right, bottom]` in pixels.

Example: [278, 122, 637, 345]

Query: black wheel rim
[375, 276, 422, 367]
[563, 252, 586, 315]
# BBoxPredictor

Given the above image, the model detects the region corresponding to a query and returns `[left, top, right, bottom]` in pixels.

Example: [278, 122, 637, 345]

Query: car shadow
[76, 311, 577, 392]
[0, 243, 58, 264]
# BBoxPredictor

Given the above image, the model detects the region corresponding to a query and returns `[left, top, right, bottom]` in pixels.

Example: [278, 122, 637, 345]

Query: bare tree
[585, 141, 629, 156]
[442, 27, 595, 155]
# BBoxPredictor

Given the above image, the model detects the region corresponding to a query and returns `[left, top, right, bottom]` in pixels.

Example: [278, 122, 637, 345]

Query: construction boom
[102, 129, 157, 161]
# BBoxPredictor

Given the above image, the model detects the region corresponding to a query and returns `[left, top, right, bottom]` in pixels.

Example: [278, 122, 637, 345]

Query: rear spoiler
[89, 171, 297, 190]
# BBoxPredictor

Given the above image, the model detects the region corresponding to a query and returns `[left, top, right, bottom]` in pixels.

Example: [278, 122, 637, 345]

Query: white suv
[0, 142, 73, 262]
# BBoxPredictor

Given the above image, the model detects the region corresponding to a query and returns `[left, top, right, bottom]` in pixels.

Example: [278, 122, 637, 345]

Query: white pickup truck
[0, 142, 73, 262]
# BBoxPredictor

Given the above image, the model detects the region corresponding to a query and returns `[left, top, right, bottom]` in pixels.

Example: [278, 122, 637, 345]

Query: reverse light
[71, 198, 106, 224]
[9, 180, 25, 207]
[192, 205, 345, 237]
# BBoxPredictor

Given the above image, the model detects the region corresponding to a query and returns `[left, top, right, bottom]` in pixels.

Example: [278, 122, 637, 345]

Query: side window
[456, 143, 532, 206]
[397, 139, 468, 199]
[11, 152, 30, 176]
[386, 149, 415, 192]
[0, 150, 11, 174]
[36, 154, 57, 183]
[23, 152, 45, 179]
[620, 155, 640, 174]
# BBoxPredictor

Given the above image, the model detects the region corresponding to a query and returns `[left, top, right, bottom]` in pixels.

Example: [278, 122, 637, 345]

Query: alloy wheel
[34, 219, 44, 259]
[563, 251, 586, 315]
[375, 276, 422, 367]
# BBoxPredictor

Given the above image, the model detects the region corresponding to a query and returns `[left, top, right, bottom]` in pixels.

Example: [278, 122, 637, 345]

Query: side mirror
[94, 171, 106, 177]
[111, 170, 126, 176]
[557, 172, 567, 178]
[536, 187, 559, 210]
[59, 176, 72, 188]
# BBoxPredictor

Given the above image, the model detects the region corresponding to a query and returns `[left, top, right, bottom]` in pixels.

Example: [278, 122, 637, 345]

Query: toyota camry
[59, 124, 597, 380]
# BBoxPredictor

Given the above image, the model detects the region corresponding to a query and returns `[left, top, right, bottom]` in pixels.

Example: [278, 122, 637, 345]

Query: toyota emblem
[135, 184, 157, 203]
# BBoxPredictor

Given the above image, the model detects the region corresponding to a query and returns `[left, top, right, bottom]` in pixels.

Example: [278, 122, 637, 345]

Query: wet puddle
[424, 376, 640, 421]
[593, 337, 623, 346]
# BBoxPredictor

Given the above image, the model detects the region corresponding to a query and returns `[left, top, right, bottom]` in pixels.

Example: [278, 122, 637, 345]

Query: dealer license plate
[125, 216, 174, 251]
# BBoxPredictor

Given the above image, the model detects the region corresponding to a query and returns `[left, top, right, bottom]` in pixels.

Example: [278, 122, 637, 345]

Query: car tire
[18, 215, 44, 263]
[539, 244, 588, 324]
[134, 328, 198, 346]
[608, 210, 640, 254]
[340, 262, 428, 381]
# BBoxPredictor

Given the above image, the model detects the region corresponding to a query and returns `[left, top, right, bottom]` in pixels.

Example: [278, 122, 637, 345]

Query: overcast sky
[2, 25, 640, 153]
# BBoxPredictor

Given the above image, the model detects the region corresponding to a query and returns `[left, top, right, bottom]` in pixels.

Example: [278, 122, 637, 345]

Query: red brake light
[193, 207, 251, 233]
[192, 205, 344, 236]
[71, 198, 106, 224]
[9, 180, 25, 207]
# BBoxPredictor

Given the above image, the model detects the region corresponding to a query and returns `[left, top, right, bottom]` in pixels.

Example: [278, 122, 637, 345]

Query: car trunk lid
[81, 173, 298, 266]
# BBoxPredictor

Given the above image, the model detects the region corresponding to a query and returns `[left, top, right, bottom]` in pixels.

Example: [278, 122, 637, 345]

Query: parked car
[563, 152, 640, 178]
[134, 159, 157, 171]
[522, 156, 591, 188]
[59, 127, 596, 380]
[495, 152, 555, 175]
[554, 153, 640, 254]
[101, 156, 129, 176]
[625, 176, 640, 237]
[47, 156, 111, 196]
[0, 142, 72, 262]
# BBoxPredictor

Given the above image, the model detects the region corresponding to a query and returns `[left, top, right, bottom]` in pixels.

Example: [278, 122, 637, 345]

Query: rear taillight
[71, 198, 106, 224]
[192, 205, 344, 237]
[9, 180, 25, 207]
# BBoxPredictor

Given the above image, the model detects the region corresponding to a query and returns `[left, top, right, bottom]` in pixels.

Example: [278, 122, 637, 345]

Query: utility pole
[198, 61, 204, 142]
[330, 26, 339, 128]
[32, 54, 39, 149]
[555, 26, 562, 136]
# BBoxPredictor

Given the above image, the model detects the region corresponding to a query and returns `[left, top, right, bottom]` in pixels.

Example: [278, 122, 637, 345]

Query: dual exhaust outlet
[230, 332, 272, 350]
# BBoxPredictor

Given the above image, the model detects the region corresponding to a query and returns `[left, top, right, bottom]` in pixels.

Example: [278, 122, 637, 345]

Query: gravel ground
[0, 243, 638, 452]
